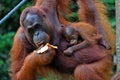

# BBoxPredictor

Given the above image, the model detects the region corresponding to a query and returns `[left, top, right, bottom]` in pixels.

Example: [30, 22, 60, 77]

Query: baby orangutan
[62, 22, 110, 56]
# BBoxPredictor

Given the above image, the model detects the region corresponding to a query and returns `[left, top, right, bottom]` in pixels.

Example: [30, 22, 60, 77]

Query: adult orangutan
[10, 0, 115, 80]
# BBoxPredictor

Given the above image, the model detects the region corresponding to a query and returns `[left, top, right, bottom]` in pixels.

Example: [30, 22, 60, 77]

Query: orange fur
[11, 27, 56, 80]
[10, 0, 115, 80]
[58, 0, 115, 54]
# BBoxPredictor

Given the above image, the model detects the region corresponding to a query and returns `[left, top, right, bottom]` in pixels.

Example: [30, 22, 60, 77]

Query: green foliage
[0, 0, 33, 80]
[0, 0, 33, 34]
[0, 32, 15, 52]
[102, 0, 116, 30]
[64, 1, 79, 22]
[37, 72, 74, 80]
[0, 32, 15, 80]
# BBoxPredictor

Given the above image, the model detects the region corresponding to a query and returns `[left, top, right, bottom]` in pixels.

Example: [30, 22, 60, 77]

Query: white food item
[37, 45, 49, 54]
[34, 43, 58, 54]
[46, 43, 58, 49]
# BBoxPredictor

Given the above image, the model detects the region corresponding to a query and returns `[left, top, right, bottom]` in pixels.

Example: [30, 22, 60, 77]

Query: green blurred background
[0, 0, 115, 80]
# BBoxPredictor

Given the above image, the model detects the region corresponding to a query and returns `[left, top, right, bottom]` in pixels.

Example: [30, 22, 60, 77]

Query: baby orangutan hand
[63, 47, 73, 56]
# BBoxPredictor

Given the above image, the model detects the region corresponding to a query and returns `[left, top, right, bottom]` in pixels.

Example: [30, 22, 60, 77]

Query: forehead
[65, 27, 75, 35]
[26, 13, 41, 21]
[23, 12, 44, 28]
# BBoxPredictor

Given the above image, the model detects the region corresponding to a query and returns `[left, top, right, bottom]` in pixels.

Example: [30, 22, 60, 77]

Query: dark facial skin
[23, 13, 50, 47]
[63, 27, 78, 45]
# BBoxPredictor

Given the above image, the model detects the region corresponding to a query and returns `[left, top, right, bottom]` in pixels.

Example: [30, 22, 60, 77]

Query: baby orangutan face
[63, 27, 78, 45]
